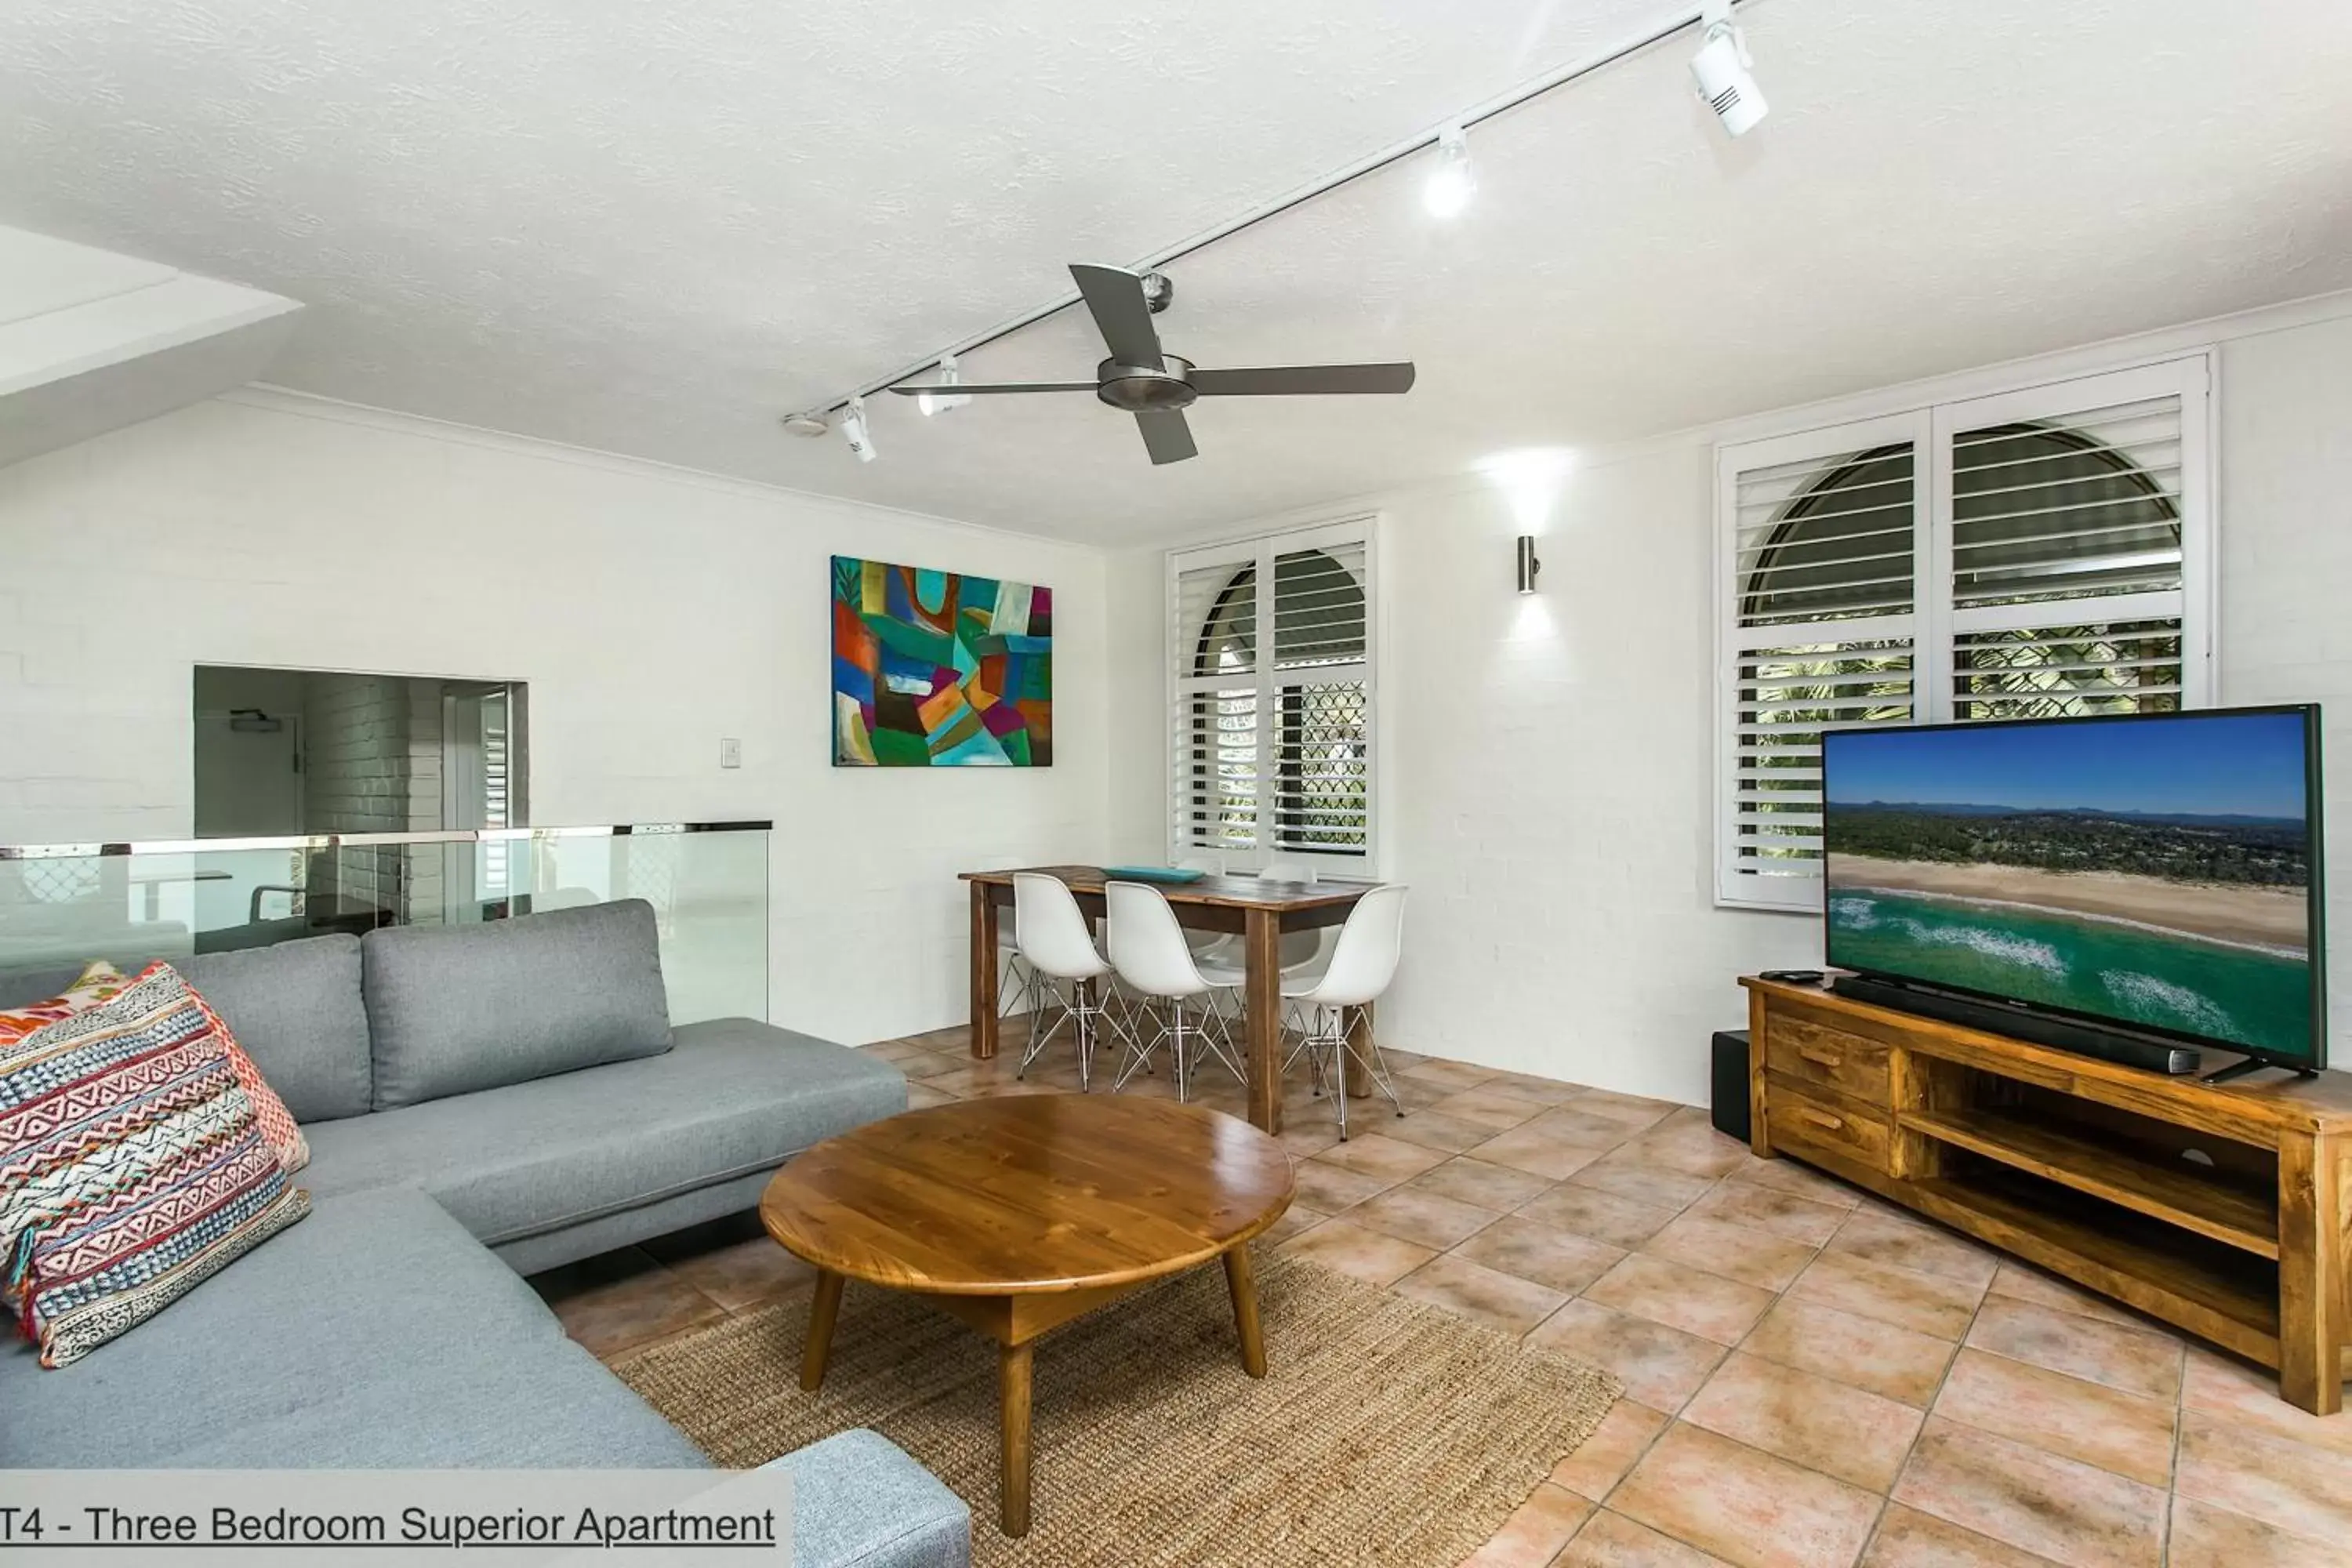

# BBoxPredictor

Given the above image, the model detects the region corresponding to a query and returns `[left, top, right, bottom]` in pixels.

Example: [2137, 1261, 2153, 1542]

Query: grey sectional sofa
[0, 899, 969, 1568]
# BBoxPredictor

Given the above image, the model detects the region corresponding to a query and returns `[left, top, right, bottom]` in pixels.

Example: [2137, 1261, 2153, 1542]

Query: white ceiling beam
[0, 225, 302, 467]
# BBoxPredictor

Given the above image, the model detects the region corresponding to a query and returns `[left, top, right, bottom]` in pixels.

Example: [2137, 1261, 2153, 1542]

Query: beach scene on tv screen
[1824, 712, 2314, 1058]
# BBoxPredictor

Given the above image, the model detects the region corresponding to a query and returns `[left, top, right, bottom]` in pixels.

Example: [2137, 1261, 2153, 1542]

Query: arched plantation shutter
[1937, 365, 2205, 724]
[1715, 359, 2210, 909]
[1169, 520, 1375, 869]
[1717, 413, 1928, 908]
[1171, 548, 1261, 858]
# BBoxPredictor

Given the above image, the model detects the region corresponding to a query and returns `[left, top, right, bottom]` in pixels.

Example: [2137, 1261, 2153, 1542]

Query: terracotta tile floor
[532, 1022, 2352, 1568]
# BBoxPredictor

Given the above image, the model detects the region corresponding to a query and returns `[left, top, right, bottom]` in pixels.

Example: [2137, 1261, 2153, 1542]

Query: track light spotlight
[1422, 125, 1475, 219]
[1692, 0, 1768, 137]
[916, 353, 972, 416]
[841, 395, 877, 463]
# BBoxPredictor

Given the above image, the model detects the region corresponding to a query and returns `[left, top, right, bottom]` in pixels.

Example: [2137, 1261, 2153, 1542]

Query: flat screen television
[1821, 705, 2327, 1073]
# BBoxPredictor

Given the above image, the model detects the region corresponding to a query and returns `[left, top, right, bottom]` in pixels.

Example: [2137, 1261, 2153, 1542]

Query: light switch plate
[720, 737, 742, 769]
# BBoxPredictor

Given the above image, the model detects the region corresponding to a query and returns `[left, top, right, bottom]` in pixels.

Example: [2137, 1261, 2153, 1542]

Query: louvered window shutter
[1718, 415, 1927, 908]
[1716, 359, 2210, 909]
[1171, 550, 1262, 858]
[1169, 521, 1374, 871]
[1271, 536, 1371, 859]
[480, 688, 513, 896]
[1937, 361, 2207, 723]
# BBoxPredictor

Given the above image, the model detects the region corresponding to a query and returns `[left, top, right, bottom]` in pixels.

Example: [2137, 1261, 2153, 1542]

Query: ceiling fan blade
[1135, 409, 1197, 465]
[1189, 362, 1417, 396]
[1069, 263, 1166, 370]
[885, 381, 1098, 396]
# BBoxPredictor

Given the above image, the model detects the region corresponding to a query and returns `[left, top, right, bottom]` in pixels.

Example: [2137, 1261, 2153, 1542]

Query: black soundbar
[1831, 974, 2201, 1076]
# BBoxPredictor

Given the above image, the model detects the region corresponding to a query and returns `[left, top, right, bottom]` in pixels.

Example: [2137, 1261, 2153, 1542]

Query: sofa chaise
[0, 898, 969, 1568]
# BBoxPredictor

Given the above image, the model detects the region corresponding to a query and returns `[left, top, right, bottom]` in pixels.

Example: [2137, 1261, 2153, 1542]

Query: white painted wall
[0, 391, 1108, 1043]
[1106, 301, 2352, 1105]
[1105, 443, 1815, 1106]
[2214, 310, 2352, 1056]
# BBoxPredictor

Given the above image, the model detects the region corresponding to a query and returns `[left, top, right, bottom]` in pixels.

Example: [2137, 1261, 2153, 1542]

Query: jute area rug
[614, 1254, 1622, 1566]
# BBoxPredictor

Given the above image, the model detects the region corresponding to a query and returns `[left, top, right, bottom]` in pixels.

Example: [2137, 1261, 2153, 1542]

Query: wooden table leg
[1243, 908, 1283, 1134]
[999, 1340, 1034, 1537]
[800, 1269, 844, 1392]
[970, 882, 1000, 1061]
[2277, 1131, 2343, 1414]
[1224, 1245, 1266, 1377]
[1343, 1000, 1377, 1101]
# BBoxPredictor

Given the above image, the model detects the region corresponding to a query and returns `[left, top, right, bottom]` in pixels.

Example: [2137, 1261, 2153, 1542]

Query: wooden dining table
[961, 865, 1375, 1134]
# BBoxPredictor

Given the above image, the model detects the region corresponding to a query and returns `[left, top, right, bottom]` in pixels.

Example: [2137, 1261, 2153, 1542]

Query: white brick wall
[2217, 312, 2352, 1050]
[0, 393, 1109, 1043]
[302, 673, 411, 916]
[303, 673, 408, 834]
[1106, 306, 2352, 1103]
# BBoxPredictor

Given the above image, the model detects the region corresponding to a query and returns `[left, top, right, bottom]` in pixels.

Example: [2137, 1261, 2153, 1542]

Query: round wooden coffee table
[759, 1094, 1294, 1537]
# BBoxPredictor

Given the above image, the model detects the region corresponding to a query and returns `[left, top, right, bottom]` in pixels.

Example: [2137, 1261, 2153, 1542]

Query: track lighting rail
[796, 0, 1752, 426]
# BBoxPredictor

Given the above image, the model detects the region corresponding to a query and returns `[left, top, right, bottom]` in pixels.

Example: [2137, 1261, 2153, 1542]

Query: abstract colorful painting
[831, 556, 1053, 767]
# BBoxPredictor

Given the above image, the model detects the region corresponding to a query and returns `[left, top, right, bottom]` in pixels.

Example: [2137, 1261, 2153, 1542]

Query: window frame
[1165, 517, 1378, 874]
[1713, 357, 2214, 912]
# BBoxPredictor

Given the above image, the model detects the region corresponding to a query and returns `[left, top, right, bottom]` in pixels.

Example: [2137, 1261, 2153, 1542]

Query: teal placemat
[1102, 865, 1208, 884]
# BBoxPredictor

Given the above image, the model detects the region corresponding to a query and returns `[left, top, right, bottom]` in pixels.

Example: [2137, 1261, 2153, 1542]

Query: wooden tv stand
[1742, 975, 2352, 1414]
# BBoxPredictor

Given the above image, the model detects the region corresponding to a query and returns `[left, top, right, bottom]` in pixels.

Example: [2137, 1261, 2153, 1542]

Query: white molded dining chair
[1105, 880, 1244, 1102]
[1193, 929, 1325, 989]
[1195, 861, 1330, 987]
[1011, 872, 1119, 1091]
[1281, 884, 1408, 1140]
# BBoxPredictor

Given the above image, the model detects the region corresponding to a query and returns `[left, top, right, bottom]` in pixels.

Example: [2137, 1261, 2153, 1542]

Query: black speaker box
[1709, 1029, 1751, 1143]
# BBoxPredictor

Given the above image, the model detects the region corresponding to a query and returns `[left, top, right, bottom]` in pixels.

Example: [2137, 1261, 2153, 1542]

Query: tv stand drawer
[1764, 1016, 1892, 1105]
[1766, 1075, 1893, 1174]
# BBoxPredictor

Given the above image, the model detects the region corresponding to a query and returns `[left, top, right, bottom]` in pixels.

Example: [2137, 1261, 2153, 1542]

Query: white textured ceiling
[6, 1, 2350, 543]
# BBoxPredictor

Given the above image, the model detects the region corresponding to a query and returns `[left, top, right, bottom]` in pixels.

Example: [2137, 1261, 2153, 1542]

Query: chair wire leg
[1331, 1005, 1350, 1142]
[1330, 1004, 1403, 1119]
[1366, 1033, 1405, 1116]
[1173, 1000, 1195, 1103]
[1196, 995, 1248, 1083]
[1017, 979, 1073, 1079]
[1286, 1004, 1334, 1101]
[1003, 956, 1043, 1047]
[1281, 1022, 1319, 1084]
[1073, 978, 1095, 1092]
[1102, 979, 1144, 1065]
[1112, 996, 1161, 1091]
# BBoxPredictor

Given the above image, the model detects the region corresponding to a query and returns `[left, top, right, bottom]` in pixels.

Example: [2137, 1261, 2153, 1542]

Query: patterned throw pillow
[68, 964, 309, 1175]
[0, 964, 309, 1367]
[0, 962, 135, 1048]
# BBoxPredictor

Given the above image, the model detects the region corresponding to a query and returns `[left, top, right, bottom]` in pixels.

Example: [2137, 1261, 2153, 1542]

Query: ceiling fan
[887, 263, 1415, 465]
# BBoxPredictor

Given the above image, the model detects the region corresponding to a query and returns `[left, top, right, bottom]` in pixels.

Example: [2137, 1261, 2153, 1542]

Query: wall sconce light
[1515, 535, 1542, 593]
